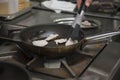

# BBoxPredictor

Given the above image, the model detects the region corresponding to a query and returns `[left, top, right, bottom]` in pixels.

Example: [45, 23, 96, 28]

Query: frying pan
[0, 61, 31, 80]
[0, 24, 120, 59]
[0, 24, 84, 58]
[53, 18, 101, 29]
[0, 0, 86, 58]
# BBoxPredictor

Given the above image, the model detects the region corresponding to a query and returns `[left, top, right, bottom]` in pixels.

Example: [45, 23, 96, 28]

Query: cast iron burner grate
[13, 42, 106, 79]
[0, 28, 107, 79]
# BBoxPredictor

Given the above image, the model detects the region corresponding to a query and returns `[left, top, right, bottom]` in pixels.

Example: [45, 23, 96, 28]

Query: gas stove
[1, 1, 120, 80]
[0, 30, 106, 80]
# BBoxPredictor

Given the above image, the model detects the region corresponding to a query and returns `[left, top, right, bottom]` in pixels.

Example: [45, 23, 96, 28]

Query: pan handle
[53, 17, 75, 22]
[85, 31, 120, 41]
[0, 37, 22, 44]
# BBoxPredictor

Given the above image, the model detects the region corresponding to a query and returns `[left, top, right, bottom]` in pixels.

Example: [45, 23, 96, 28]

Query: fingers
[77, 0, 82, 9]
[85, 0, 92, 7]
[77, 0, 92, 8]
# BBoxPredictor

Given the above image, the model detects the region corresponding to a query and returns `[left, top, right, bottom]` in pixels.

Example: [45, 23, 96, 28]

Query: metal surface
[53, 18, 101, 29]
[0, 61, 31, 80]
[85, 31, 120, 40]
[0, 7, 31, 20]
[61, 59, 76, 77]
[108, 55, 120, 80]
[80, 42, 120, 80]
[0, 40, 106, 79]
[1, 1, 120, 80]
[112, 33, 120, 42]
[16, 40, 99, 79]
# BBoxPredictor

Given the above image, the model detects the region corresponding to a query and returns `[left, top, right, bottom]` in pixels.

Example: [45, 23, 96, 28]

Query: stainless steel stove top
[1, 2, 120, 80]
[0, 37, 106, 80]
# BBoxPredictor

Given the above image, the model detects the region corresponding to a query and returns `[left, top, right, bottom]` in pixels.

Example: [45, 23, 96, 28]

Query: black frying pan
[0, 24, 84, 59]
[1, 24, 120, 59]
[0, 61, 31, 80]
[16, 24, 120, 59]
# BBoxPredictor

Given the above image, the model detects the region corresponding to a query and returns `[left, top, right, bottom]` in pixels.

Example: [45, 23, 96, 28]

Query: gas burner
[25, 52, 92, 78]
[10, 41, 105, 79]
[0, 36, 106, 79]
[0, 33, 107, 80]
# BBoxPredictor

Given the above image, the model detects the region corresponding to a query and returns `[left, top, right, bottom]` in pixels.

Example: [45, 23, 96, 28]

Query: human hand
[77, 0, 92, 8]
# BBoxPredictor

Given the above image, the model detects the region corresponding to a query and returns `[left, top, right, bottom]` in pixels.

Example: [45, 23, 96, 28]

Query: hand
[77, 0, 92, 8]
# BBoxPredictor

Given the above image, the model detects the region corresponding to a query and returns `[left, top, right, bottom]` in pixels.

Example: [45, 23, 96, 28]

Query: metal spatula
[70, 0, 86, 40]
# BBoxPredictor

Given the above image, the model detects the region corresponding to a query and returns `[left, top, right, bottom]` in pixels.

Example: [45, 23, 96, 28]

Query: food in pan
[65, 38, 78, 46]
[45, 34, 59, 41]
[32, 40, 48, 47]
[82, 20, 91, 26]
[32, 33, 59, 47]
[32, 33, 78, 47]
[54, 38, 67, 45]
[81, 20, 92, 28]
